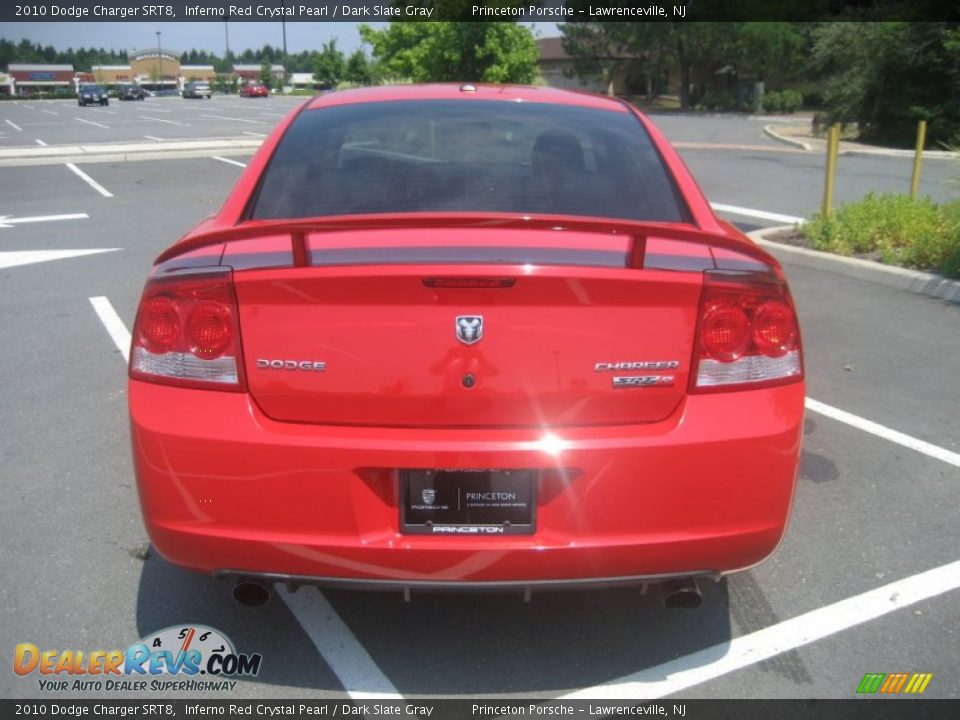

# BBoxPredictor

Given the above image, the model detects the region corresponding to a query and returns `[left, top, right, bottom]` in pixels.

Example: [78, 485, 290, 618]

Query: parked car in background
[182, 81, 212, 99]
[78, 85, 109, 106]
[128, 84, 805, 608]
[119, 84, 147, 101]
[240, 81, 270, 98]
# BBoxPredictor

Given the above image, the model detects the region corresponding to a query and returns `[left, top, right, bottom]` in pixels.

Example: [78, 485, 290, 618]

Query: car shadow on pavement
[135, 551, 342, 693]
[137, 553, 732, 695]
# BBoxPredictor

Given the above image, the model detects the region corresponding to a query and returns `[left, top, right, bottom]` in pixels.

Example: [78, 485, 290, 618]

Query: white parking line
[0, 249, 118, 270]
[5, 119, 22, 131]
[806, 397, 960, 468]
[41, 109, 59, 116]
[143, 135, 164, 141]
[66, 163, 114, 198]
[0, 212, 88, 227]
[89, 297, 131, 362]
[90, 108, 117, 115]
[242, 131, 267, 137]
[212, 156, 247, 168]
[278, 586, 403, 700]
[142, 115, 190, 127]
[22, 104, 35, 110]
[75, 117, 110, 130]
[35, 139, 47, 146]
[202, 114, 265, 125]
[711, 203, 804, 225]
[563, 558, 960, 699]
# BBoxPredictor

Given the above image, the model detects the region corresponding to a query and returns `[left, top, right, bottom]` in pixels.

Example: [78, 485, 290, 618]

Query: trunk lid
[230, 228, 708, 428]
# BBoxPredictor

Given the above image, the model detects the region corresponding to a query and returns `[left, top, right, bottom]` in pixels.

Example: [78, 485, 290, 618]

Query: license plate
[400, 469, 536, 535]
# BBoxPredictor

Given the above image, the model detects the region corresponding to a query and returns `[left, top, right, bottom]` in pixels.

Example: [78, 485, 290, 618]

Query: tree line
[4, 18, 957, 147]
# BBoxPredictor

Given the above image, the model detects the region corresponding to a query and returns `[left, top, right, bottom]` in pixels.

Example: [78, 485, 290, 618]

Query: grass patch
[801, 193, 960, 279]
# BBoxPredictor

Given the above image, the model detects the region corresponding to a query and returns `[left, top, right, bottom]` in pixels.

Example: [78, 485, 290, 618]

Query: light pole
[281, 1, 288, 85]
[224, 18, 232, 92]
[155, 31, 162, 94]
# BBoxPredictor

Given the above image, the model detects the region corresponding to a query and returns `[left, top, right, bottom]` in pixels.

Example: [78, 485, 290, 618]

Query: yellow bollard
[910, 120, 927, 198]
[821, 123, 841, 217]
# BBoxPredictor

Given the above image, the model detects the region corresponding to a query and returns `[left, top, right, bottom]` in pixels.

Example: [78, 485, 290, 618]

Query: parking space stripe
[0, 249, 117, 270]
[278, 586, 403, 700]
[562, 559, 960, 699]
[806, 397, 960, 468]
[89, 297, 131, 362]
[75, 117, 110, 130]
[142, 115, 190, 127]
[242, 131, 267, 137]
[66, 163, 114, 198]
[202, 114, 265, 125]
[5, 119, 22, 131]
[41, 109, 59, 116]
[711, 203, 804, 225]
[212, 156, 247, 168]
[35, 139, 47, 146]
[143, 135, 163, 141]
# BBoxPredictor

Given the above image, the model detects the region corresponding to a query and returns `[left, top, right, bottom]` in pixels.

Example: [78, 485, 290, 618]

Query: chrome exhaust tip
[662, 578, 702, 609]
[232, 581, 271, 607]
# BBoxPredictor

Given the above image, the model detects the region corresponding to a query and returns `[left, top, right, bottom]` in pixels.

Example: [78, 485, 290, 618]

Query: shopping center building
[3, 49, 269, 95]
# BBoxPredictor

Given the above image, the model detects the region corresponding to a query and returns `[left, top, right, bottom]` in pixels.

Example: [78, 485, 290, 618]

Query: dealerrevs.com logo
[14, 625, 262, 692]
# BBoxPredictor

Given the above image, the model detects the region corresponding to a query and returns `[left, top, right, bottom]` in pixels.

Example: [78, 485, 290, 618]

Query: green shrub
[762, 89, 803, 114]
[701, 89, 736, 112]
[780, 89, 803, 113]
[762, 91, 783, 113]
[801, 193, 960, 278]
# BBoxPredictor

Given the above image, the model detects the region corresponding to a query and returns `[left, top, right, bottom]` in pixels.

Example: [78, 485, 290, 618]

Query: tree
[359, 22, 538, 84]
[313, 39, 344, 89]
[344, 49, 376, 86]
[260, 57, 273, 86]
[560, 22, 811, 108]
[813, 22, 960, 146]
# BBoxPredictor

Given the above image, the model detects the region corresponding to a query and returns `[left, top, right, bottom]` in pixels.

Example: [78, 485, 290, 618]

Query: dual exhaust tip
[232, 581, 271, 607]
[230, 577, 702, 609]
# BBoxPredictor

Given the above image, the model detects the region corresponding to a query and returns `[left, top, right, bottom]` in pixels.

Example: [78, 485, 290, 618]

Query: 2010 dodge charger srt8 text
[129, 84, 804, 605]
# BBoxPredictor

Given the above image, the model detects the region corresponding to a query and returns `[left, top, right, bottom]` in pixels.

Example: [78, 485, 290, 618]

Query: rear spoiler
[155, 212, 780, 269]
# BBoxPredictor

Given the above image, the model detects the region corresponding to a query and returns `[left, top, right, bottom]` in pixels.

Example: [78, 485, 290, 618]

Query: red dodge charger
[129, 84, 804, 606]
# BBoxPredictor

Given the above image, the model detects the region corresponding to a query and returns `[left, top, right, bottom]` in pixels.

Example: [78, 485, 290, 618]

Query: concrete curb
[748, 226, 960, 303]
[763, 124, 811, 151]
[0, 139, 262, 167]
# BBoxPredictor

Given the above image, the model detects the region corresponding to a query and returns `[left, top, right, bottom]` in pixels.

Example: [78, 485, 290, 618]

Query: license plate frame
[400, 469, 537, 536]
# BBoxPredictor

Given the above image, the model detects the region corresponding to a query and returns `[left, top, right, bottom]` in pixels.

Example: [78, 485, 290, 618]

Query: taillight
[690, 270, 802, 392]
[129, 269, 246, 391]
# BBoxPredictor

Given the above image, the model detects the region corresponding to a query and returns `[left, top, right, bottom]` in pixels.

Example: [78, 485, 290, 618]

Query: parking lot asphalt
[0, 105, 957, 702]
[0, 95, 305, 146]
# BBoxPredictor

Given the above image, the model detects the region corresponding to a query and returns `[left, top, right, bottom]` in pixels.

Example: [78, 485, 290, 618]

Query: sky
[3, 22, 562, 57]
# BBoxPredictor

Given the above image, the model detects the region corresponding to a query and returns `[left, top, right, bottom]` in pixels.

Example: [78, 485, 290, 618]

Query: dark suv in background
[120, 84, 147, 101]
[78, 85, 109, 106]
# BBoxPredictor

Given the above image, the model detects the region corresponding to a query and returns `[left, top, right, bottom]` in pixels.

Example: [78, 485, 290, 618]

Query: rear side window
[251, 100, 687, 222]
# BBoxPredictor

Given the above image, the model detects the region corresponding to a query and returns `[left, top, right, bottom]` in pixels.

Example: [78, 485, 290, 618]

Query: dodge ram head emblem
[455, 316, 483, 345]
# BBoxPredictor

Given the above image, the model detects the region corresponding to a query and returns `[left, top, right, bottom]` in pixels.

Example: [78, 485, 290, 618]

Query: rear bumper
[130, 380, 804, 583]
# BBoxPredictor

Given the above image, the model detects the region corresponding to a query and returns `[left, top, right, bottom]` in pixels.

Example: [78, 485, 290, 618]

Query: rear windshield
[250, 100, 688, 222]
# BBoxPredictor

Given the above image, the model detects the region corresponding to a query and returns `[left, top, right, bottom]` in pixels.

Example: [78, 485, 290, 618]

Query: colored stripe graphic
[857, 672, 932, 694]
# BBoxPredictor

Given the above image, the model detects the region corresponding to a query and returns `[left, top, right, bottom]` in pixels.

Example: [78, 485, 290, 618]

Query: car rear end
[128, 86, 804, 594]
